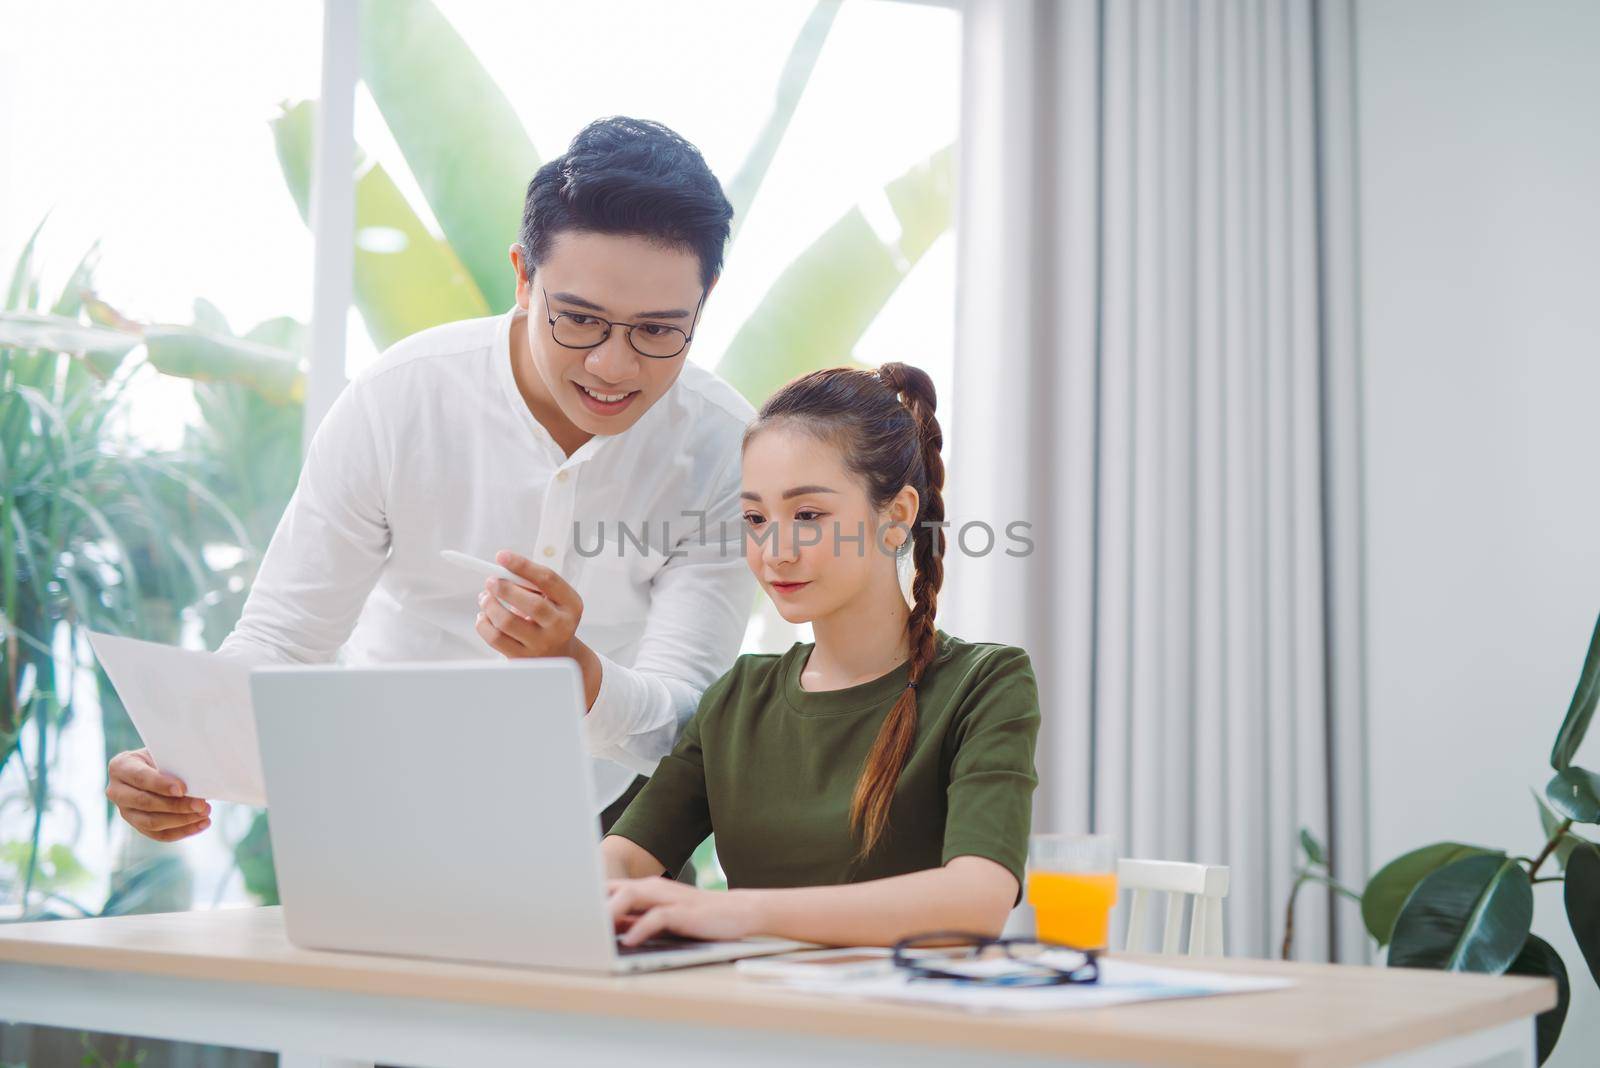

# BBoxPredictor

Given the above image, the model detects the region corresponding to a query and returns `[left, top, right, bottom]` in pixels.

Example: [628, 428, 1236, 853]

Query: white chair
[1117, 858, 1230, 957]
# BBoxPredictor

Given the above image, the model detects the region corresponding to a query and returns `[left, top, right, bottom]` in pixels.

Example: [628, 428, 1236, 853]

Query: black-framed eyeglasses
[891, 931, 1101, 987]
[541, 286, 706, 360]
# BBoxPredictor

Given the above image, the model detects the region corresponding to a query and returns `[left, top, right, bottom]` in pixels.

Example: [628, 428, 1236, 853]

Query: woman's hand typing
[607, 877, 767, 945]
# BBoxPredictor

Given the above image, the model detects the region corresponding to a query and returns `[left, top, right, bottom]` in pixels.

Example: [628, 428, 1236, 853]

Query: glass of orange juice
[1026, 833, 1118, 950]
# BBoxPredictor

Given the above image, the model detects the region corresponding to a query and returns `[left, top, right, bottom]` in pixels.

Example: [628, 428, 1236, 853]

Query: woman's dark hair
[519, 117, 733, 289]
[744, 362, 946, 858]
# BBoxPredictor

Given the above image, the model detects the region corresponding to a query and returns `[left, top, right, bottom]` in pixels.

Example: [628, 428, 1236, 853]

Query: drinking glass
[1025, 833, 1118, 950]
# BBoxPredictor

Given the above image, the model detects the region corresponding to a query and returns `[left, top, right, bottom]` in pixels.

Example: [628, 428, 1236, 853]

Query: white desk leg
[279, 1055, 374, 1068]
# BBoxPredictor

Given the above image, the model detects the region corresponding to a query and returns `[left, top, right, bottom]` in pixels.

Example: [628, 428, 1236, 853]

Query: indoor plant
[1284, 612, 1600, 1064]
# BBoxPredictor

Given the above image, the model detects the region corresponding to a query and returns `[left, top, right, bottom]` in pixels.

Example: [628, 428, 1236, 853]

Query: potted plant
[1284, 612, 1600, 1064]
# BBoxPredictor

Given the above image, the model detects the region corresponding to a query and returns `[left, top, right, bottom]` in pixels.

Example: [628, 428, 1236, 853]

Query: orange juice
[1027, 870, 1119, 949]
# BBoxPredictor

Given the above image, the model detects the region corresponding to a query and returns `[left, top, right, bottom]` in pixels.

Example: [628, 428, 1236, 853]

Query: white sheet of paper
[755, 955, 1293, 1013]
[87, 631, 265, 806]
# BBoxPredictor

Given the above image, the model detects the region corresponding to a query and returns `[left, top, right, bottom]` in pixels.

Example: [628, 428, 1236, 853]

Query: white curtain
[944, 0, 1368, 963]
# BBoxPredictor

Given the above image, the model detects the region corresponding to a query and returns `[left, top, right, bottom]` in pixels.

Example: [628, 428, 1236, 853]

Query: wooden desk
[0, 907, 1552, 1068]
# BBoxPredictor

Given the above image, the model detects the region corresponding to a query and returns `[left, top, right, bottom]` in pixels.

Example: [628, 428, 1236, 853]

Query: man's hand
[474, 550, 585, 659]
[106, 748, 212, 842]
[607, 877, 767, 945]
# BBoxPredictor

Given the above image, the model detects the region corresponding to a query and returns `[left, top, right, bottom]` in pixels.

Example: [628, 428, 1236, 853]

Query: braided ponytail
[745, 361, 946, 858]
[848, 362, 945, 856]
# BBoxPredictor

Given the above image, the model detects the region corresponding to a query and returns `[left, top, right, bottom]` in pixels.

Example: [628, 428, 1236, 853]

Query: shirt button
[556, 470, 569, 483]
[543, 546, 557, 558]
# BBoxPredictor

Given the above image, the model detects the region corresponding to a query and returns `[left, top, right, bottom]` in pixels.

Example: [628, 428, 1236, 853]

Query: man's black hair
[519, 116, 733, 290]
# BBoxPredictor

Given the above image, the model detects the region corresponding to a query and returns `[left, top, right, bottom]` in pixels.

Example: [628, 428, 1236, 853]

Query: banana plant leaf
[142, 327, 304, 406]
[356, 0, 538, 313]
[1552, 611, 1600, 771]
[69, 293, 310, 405]
[189, 296, 234, 336]
[725, 0, 841, 243]
[1387, 854, 1533, 973]
[1533, 787, 1595, 871]
[272, 100, 489, 351]
[1566, 842, 1600, 990]
[716, 144, 955, 404]
[1506, 934, 1569, 1065]
[1544, 765, 1600, 825]
[1362, 842, 1502, 946]
[0, 312, 139, 364]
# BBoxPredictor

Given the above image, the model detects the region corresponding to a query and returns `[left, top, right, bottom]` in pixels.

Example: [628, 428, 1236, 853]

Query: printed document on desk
[746, 954, 1293, 1013]
[87, 631, 265, 806]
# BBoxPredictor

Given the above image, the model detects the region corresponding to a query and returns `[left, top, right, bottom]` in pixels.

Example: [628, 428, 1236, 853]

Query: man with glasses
[105, 117, 756, 849]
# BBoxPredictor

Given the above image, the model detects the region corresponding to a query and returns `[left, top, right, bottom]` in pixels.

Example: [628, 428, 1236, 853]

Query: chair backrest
[1117, 858, 1230, 957]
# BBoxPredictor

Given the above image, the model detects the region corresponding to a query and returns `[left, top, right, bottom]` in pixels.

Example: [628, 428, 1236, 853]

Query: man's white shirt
[218, 306, 756, 808]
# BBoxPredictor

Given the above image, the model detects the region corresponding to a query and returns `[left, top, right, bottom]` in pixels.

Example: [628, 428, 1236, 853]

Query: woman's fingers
[606, 879, 723, 944]
[619, 906, 677, 946]
[608, 879, 680, 924]
[608, 881, 647, 923]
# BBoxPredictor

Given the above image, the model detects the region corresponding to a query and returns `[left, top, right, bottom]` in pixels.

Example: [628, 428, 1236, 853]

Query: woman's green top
[609, 630, 1041, 890]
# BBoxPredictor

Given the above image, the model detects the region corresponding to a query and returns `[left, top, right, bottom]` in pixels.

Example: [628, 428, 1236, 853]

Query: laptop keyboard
[615, 933, 708, 956]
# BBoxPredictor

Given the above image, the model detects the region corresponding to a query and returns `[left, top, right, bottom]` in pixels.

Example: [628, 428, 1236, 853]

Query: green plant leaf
[1363, 842, 1502, 946]
[244, 314, 308, 355]
[190, 297, 231, 336]
[271, 100, 490, 351]
[725, 0, 841, 243]
[1552, 611, 1600, 770]
[142, 326, 304, 406]
[236, 810, 279, 905]
[50, 242, 101, 319]
[0, 840, 92, 893]
[690, 834, 727, 892]
[1544, 766, 1600, 825]
[716, 144, 955, 405]
[1505, 934, 1569, 1065]
[1299, 827, 1327, 868]
[1387, 854, 1533, 973]
[0, 312, 139, 363]
[4, 214, 47, 311]
[99, 855, 189, 917]
[1566, 842, 1600, 991]
[356, 0, 537, 312]
[1532, 787, 1595, 871]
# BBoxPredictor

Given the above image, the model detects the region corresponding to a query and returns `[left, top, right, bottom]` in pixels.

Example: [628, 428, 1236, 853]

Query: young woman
[602, 362, 1040, 947]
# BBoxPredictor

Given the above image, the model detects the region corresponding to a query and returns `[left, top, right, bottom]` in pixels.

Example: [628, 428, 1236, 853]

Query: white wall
[1358, 1, 1600, 1064]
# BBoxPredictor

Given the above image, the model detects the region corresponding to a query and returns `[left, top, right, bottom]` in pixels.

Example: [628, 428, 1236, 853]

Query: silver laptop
[250, 659, 803, 973]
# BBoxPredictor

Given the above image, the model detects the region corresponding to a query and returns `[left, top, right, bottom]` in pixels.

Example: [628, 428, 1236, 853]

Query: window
[0, 2, 321, 921]
[350, 0, 960, 653]
[0, 0, 960, 925]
